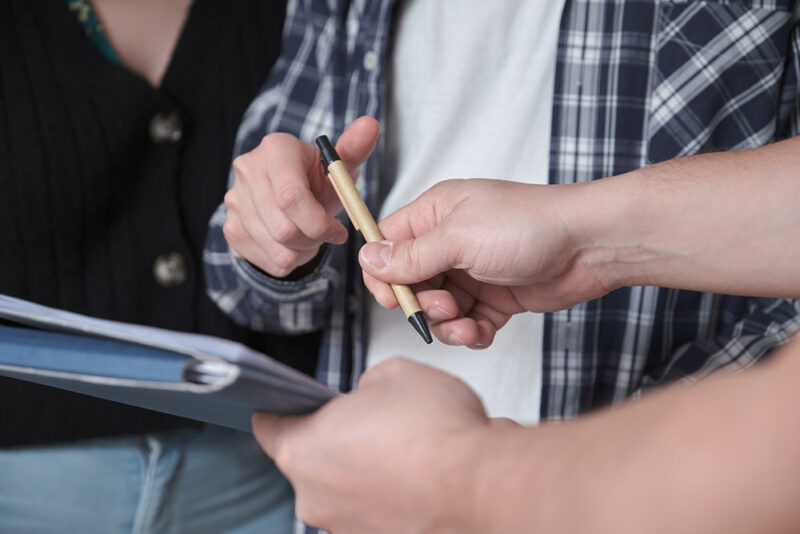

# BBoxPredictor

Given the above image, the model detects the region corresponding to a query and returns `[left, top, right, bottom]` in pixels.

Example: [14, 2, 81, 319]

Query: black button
[149, 112, 184, 144]
[153, 252, 188, 287]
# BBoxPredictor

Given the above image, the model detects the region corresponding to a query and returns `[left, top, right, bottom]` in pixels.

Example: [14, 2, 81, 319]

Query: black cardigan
[0, 0, 319, 446]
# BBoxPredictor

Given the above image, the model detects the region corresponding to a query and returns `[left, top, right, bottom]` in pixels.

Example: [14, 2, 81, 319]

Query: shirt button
[362, 50, 378, 72]
[153, 252, 188, 288]
[149, 112, 184, 144]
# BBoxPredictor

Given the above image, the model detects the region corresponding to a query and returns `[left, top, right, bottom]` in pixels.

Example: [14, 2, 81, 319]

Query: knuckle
[222, 217, 243, 244]
[306, 219, 330, 241]
[223, 190, 239, 212]
[271, 219, 296, 244]
[274, 247, 300, 270]
[231, 154, 250, 180]
[270, 265, 292, 278]
[258, 132, 283, 151]
[356, 368, 375, 389]
[273, 441, 299, 472]
[255, 134, 278, 158]
[258, 133, 301, 164]
[275, 183, 304, 212]
[362, 357, 408, 386]
[380, 356, 410, 375]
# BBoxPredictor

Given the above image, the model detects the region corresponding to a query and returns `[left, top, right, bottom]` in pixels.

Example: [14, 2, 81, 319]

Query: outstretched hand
[359, 179, 614, 348]
[223, 116, 380, 277]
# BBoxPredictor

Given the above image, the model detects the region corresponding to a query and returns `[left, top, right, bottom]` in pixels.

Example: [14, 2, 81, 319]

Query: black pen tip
[408, 311, 433, 344]
[315, 135, 341, 167]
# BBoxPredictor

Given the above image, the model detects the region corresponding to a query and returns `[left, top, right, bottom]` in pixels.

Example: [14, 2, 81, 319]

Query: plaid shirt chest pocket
[646, 0, 794, 163]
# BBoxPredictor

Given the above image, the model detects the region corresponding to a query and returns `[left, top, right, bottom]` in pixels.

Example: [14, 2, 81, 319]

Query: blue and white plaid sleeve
[203, 200, 345, 334]
[640, 298, 800, 392]
[201, 2, 355, 337]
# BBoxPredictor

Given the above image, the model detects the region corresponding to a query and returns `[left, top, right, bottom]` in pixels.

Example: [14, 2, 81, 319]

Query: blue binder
[0, 295, 336, 432]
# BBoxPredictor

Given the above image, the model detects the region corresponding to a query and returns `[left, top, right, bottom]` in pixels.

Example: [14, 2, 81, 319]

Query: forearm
[571, 136, 800, 297]
[469, 345, 800, 533]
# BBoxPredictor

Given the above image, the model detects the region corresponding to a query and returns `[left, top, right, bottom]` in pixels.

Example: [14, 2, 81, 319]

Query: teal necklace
[66, 0, 120, 63]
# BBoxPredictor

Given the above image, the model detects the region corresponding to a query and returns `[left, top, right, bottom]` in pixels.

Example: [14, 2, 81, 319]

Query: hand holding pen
[223, 115, 431, 342]
[223, 117, 380, 278]
[315, 135, 431, 343]
[358, 178, 610, 349]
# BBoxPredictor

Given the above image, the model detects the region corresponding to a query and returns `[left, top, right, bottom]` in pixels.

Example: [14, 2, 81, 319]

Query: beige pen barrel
[388, 283, 423, 317]
[326, 162, 422, 315]
[321, 154, 430, 344]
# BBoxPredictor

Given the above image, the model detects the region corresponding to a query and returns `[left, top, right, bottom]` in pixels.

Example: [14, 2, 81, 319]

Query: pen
[315, 135, 433, 344]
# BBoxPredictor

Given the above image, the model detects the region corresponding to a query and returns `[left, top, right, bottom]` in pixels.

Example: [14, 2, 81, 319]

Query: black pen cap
[315, 135, 341, 167]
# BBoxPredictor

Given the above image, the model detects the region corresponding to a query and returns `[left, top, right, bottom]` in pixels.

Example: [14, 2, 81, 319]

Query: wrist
[434, 425, 498, 534]
[464, 426, 507, 534]
[466, 424, 557, 534]
[566, 170, 667, 290]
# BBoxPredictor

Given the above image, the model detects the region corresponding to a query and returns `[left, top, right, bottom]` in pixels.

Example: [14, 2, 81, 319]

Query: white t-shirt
[367, 0, 566, 423]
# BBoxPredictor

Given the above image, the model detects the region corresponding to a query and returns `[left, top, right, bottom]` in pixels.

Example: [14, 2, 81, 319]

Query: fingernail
[361, 242, 392, 269]
[428, 306, 454, 321]
[448, 333, 465, 345]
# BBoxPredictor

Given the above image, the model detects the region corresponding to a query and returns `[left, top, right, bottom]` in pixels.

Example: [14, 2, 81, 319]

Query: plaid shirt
[206, 0, 800, 401]
[205, 0, 800, 402]
[206, 3, 800, 528]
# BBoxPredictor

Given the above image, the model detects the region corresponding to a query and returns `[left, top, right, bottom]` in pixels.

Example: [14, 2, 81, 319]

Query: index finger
[269, 143, 347, 243]
[377, 182, 454, 242]
[377, 198, 429, 242]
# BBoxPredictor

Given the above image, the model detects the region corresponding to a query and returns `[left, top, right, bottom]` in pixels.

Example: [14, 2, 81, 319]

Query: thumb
[251, 411, 303, 460]
[359, 227, 458, 284]
[316, 116, 380, 213]
[336, 116, 380, 175]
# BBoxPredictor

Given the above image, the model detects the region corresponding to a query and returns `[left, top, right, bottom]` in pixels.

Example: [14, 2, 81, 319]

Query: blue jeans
[0, 425, 294, 533]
